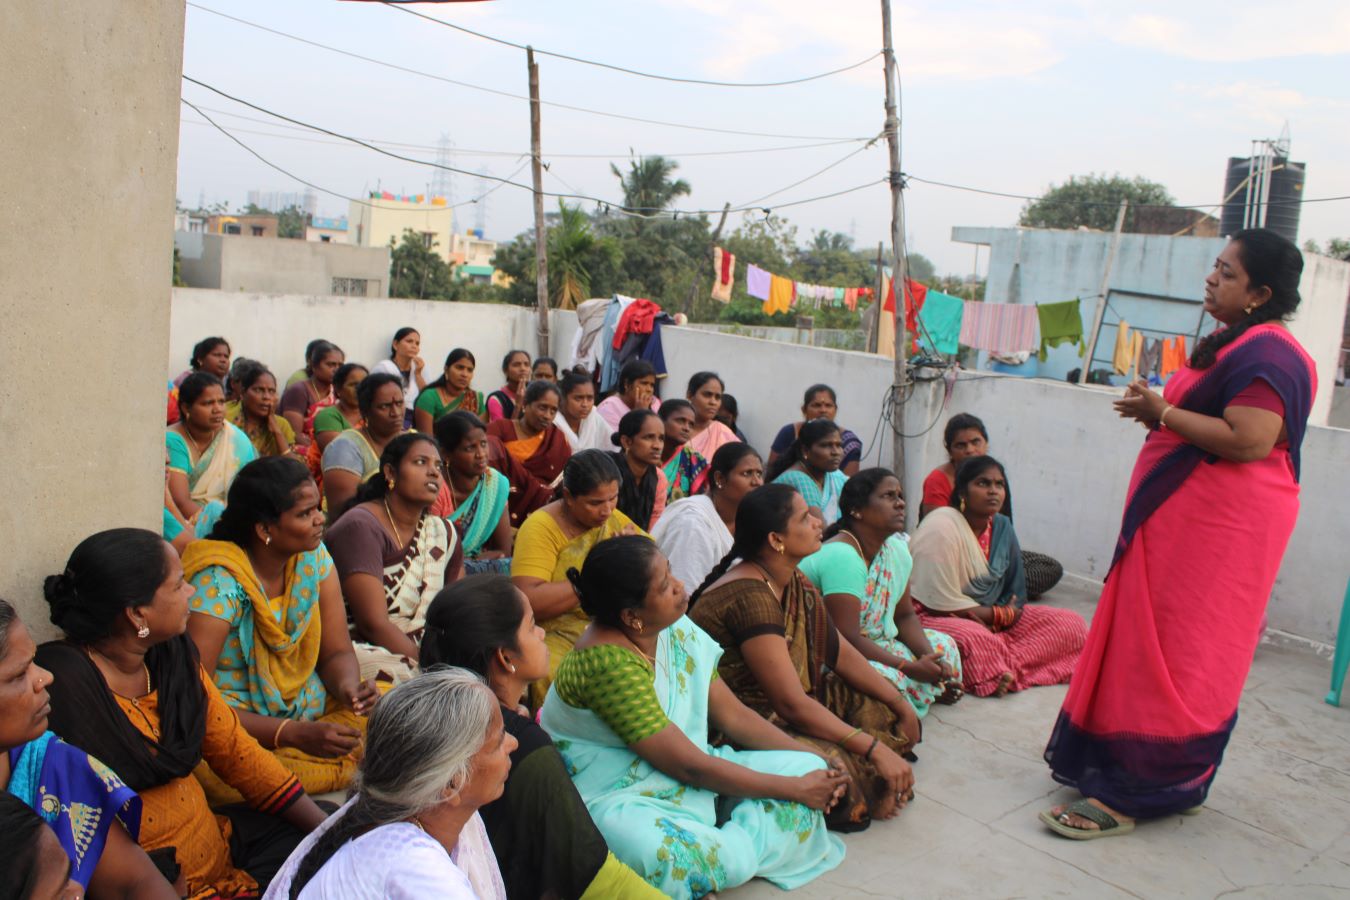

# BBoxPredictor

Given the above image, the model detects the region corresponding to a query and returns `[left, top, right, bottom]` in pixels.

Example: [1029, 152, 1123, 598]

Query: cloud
[1173, 80, 1348, 128]
[1109, 4, 1350, 61]
[661, 0, 1067, 82]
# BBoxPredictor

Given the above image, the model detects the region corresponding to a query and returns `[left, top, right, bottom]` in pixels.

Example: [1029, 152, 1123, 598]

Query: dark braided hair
[0, 792, 54, 898]
[565, 535, 662, 628]
[287, 669, 496, 898]
[689, 484, 797, 606]
[419, 576, 527, 676]
[1190, 228, 1303, 370]
[822, 467, 895, 540]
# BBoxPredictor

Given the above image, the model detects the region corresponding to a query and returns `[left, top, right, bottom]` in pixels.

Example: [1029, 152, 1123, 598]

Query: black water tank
[1220, 157, 1306, 242]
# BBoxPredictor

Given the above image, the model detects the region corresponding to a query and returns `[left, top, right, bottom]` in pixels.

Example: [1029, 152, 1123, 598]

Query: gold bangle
[836, 726, 863, 749]
[273, 718, 289, 750]
[1160, 405, 1174, 429]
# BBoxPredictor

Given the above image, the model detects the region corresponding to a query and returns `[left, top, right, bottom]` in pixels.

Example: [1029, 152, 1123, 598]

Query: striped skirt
[917, 605, 1086, 697]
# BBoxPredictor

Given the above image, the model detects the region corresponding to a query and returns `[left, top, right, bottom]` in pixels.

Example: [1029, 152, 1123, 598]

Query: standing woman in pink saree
[1042, 229, 1317, 839]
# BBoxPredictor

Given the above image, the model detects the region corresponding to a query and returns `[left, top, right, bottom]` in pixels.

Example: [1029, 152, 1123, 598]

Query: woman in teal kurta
[540, 535, 845, 900]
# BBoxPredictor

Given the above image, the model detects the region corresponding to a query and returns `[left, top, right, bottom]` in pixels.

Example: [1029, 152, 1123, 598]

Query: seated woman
[175, 336, 232, 387]
[610, 410, 668, 531]
[370, 326, 426, 430]
[184, 457, 379, 800]
[511, 450, 642, 708]
[486, 349, 532, 423]
[652, 442, 762, 591]
[685, 372, 739, 460]
[920, 414, 1064, 598]
[689, 484, 917, 831]
[0, 600, 176, 897]
[433, 411, 513, 575]
[0, 792, 83, 899]
[555, 369, 614, 453]
[311, 363, 366, 453]
[326, 434, 462, 686]
[414, 349, 485, 433]
[715, 392, 748, 442]
[167, 372, 258, 525]
[657, 400, 709, 503]
[320, 372, 405, 515]
[596, 360, 660, 431]
[908, 455, 1087, 697]
[268, 669, 511, 900]
[38, 529, 327, 898]
[767, 418, 847, 525]
[531, 356, 558, 382]
[279, 340, 343, 449]
[284, 340, 323, 389]
[419, 576, 663, 900]
[487, 380, 572, 525]
[768, 384, 863, 477]
[799, 469, 964, 717]
[229, 362, 297, 458]
[541, 536, 846, 898]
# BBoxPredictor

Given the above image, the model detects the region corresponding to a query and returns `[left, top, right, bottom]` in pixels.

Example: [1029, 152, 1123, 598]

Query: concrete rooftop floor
[725, 575, 1350, 900]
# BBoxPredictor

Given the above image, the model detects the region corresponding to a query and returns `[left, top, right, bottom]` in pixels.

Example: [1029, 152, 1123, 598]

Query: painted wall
[953, 227, 1349, 425]
[658, 325, 1350, 648]
[170, 289, 576, 391]
[348, 198, 454, 264]
[1, 2, 184, 637]
[175, 232, 392, 297]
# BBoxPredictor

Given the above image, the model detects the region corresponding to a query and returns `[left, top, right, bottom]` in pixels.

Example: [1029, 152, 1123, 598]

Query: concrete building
[175, 232, 391, 297]
[953, 226, 1350, 426]
[206, 213, 278, 237]
[305, 216, 348, 244]
[348, 194, 453, 264]
[2, 0, 182, 639]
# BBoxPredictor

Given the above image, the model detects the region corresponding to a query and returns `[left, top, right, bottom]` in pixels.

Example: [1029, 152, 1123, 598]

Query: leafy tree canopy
[1019, 173, 1174, 232]
[390, 229, 455, 301]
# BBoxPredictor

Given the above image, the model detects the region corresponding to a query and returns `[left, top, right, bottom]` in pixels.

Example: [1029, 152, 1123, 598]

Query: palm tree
[548, 201, 596, 310]
[609, 155, 691, 218]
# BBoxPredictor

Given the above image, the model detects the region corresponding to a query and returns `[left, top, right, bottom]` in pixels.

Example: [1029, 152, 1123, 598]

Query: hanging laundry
[613, 298, 662, 349]
[1159, 335, 1188, 378]
[1035, 299, 1085, 362]
[958, 302, 1039, 355]
[917, 289, 964, 355]
[844, 288, 858, 311]
[795, 282, 812, 308]
[833, 287, 845, 307]
[1140, 338, 1163, 378]
[746, 264, 771, 301]
[859, 287, 874, 303]
[903, 280, 927, 355]
[765, 274, 794, 315]
[711, 247, 735, 303]
[1112, 321, 1144, 376]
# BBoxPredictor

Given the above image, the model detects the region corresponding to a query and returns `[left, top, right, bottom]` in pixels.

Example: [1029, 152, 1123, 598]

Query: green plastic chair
[1327, 577, 1350, 707]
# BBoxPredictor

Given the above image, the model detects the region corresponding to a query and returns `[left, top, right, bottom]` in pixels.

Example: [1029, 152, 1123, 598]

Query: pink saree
[1045, 323, 1316, 817]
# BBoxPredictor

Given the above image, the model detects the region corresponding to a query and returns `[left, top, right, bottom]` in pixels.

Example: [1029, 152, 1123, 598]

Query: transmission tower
[473, 167, 491, 234]
[431, 133, 454, 204]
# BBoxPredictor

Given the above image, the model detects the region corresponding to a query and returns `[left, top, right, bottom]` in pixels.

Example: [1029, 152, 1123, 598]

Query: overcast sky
[176, 0, 1350, 275]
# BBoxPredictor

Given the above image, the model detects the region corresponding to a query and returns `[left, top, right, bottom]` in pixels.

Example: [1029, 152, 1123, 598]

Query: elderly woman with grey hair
[266, 669, 516, 899]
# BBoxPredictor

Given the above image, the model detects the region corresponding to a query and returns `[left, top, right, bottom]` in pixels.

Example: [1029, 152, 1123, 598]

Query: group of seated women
[3, 330, 1078, 896]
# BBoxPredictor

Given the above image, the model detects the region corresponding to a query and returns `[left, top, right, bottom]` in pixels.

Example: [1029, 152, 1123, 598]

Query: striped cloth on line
[958, 301, 1039, 354]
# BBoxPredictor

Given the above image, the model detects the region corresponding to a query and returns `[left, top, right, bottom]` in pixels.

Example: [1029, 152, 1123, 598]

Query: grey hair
[0, 599, 17, 660]
[287, 667, 499, 897]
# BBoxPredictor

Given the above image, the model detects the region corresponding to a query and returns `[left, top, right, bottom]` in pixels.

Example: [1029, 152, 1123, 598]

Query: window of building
[332, 277, 370, 297]
[320, 235, 331, 243]
[251, 226, 264, 236]
[224, 224, 241, 235]
[420, 231, 435, 249]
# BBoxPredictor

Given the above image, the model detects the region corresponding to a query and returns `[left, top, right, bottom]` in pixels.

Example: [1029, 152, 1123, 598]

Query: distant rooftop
[311, 217, 347, 231]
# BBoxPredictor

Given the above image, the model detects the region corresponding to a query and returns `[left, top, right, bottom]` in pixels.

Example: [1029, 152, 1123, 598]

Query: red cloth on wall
[612, 298, 662, 349]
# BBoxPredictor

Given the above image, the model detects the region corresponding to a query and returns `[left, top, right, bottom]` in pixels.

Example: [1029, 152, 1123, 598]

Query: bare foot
[1048, 797, 1133, 832]
[937, 682, 964, 705]
[992, 672, 1015, 697]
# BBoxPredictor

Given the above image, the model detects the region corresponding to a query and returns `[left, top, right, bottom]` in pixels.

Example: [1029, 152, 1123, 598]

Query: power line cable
[179, 107, 868, 158]
[736, 139, 880, 207]
[906, 174, 1350, 210]
[186, 3, 870, 141]
[380, 1, 880, 88]
[182, 80, 885, 218]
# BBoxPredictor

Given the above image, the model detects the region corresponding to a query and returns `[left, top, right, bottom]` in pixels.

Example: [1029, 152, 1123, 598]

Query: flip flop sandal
[1039, 799, 1136, 840]
[1180, 805, 1203, 816]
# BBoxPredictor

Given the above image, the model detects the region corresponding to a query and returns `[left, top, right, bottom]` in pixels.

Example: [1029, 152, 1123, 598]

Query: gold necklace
[409, 816, 427, 833]
[383, 497, 405, 547]
[623, 633, 658, 667]
[747, 560, 779, 593]
[838, 529, 866, 558]
[86, 648, 152, 704]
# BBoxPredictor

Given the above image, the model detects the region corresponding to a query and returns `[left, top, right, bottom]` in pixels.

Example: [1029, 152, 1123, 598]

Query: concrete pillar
[0, 2, 185, 638]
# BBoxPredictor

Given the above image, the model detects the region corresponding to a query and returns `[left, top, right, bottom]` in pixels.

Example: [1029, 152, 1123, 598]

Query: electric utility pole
[880, 0, 908, 484]
[528, 47, 550, 356]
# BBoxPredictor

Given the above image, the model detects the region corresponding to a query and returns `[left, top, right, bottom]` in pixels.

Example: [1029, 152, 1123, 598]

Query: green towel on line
[917, 289, 965, 355]
[1037, 298, 1085, 362]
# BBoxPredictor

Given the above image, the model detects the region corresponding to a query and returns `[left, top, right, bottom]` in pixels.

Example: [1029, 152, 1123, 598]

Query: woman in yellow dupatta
[184, 457, 377, 802]
[511, 450, 644, 708]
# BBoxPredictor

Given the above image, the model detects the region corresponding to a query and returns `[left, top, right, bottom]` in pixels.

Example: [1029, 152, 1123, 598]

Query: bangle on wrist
[273, 718, 290, 750]
[864, 737, 880, 761]
[836, 726, 863, 749]
[1160, 404, 1175, 428]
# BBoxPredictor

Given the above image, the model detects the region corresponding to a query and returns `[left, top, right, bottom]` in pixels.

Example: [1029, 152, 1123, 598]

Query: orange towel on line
[764, 274, 795, 316]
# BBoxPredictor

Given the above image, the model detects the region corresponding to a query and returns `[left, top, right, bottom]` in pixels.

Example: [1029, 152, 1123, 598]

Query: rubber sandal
[1039, 799, 1136, 840]
[1180, 805, 1203, 816]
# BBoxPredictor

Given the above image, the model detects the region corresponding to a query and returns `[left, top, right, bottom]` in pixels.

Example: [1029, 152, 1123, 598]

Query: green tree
[610, 156, 692, 219]
[242, 202, 308, 238]
[390, 229, 455, 300]
[1019, 173, 1174, 232]
[1303, 237, 1350, 260]
[549, 201, 621, 309]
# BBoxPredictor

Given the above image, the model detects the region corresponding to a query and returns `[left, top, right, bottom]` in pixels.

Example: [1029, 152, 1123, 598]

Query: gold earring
[1244, 304, 1255, 315]
[634, 620, 644, 634]
[959, 498, 966, 512]
[775, 543, 786, 555]
[507, 663, 516, 673]
[137, 625, 150, 639]
[263, 531, 272, 545]
[387, 479, 395, 489]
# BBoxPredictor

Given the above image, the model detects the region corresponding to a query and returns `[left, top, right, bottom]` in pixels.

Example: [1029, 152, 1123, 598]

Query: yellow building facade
[348, 194, 454, 263]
